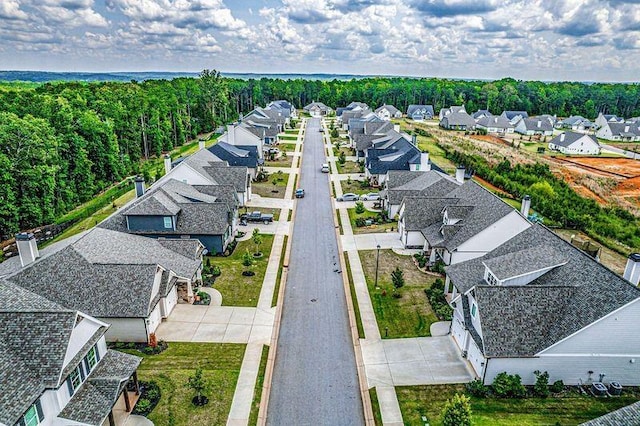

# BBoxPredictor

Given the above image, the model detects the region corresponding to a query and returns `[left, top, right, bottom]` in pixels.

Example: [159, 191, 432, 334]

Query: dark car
[295, 188, 305, 198]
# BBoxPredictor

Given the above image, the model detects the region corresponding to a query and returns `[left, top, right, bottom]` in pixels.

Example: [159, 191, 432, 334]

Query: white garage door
[451, 317, 466, 349]
[467, 338, 485, 378]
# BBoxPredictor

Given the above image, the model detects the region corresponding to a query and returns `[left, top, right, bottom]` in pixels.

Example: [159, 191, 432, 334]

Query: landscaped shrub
[431, 260, 446, 275]
[550, 380, 565, 394]
[466, 379, 488, 398]
[492, 372, 526, 398]
[211, 265, 221, 276]
[424, 279, 453, 321]
[413, 252, 427, 268]
[355, 201, 366, 214]
[534, 370, 550, 398]
[355, 217, 367, 227]
[391, 267, 405, 289]
[441, 393, 472, 426]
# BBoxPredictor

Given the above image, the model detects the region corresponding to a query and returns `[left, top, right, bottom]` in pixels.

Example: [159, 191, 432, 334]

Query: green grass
[248, 345, 269, 425]
[278, 142, 297, 152]
[284, 129, 298, 134]
[272, 235, 288, 307]
[397, 384, 640, 426]
[336, 161, 362, 174]
[416, 134, 456, 173]
[279, 134, 298, 141]
[340, 179, 375, 196]
[359, 250, 438, 338]
[336, 207, 344, 234]
[347, 207, 396, 235]
[206, 234, 275, 306]
[264, 155, 294, 168]
[252, 174, 290, 199]
[121, 342, 245, 426]
[343, 252, 364, 339]
[369, 387, 383, 426]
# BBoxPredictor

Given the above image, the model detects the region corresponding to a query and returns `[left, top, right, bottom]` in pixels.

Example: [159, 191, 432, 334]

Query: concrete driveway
[341, 232, 404, 251]
[361, 336, 475, 387]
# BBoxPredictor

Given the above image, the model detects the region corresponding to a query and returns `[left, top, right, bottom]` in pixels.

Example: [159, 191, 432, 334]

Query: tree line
[1, 73, 639, 238]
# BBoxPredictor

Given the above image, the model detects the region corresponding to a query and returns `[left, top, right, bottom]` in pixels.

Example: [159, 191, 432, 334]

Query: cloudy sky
[2, 0, 640, 81]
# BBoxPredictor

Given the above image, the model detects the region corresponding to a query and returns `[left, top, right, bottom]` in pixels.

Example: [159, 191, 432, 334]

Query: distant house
[337, 102, 370, 127]
[351, 119, 394, 157]
[303, 101, 332, 117]
[558, 115, 595, 132]
[267, 99, 297, 120]
[397, 180, 531, 261]
[381, 169, 460, 218]
[3, 229, 203, 342]
[218, 123, 265, 159]
[101, 178, 238, 255]
[472, 109, 492, 120]
[439, 107, 476, 131]
[501, 110, 528, 125]
[439, 105, 466, 120]
[375, 104, 402, 121]
[406, 105, 434, 121]
[595, 112, 625, 129]
[444, 223, 640, 386]
[514, 117, 554, 136]
[364, 133, 424, 186]
[209, 142, 263, 179]
[0, 279, 142, 426]
[475, 116, 514, 134]
[596, 121, 640, 142]
[548, 132, 601, 155]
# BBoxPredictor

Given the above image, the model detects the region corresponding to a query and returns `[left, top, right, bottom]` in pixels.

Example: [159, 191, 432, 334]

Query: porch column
[444, 275, 451, 295]
[124, 387, 131, 412]
[187, 280, 194, 301]
[109, 411, 116, 426]
[133, 372, 140, 395]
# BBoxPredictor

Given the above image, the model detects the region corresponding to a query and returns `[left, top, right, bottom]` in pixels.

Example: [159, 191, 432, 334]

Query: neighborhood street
[267, 118, 365, 425]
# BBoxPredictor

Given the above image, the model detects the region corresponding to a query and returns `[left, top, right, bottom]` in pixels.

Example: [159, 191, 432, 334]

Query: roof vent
[456, 165, 465, 184]
[623, 253, 640, 285]
[164, 154, 172, 175]
[15, 232, 39, 267]
[134, 176, 145, 198]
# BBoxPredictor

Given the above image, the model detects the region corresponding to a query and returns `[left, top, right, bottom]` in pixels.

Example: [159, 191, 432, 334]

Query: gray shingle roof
[303, 101, 332, 112]
[476, 115, 513, 130]
[375, 104, 400, 115]
[387, 171, 459, 205]
[607, 121, 640, 137]
[520, 117, 554, 132]
[440, 111, 476, 128]
[549, 132, 599, 148]
[445, 224, 640, 357]
[208, 142, 260, 169]
[581, 401, 640, 425]
[502, 111, 529, 120]
[125, 191, 181, 216]
[482, 244, 567, 281]
[0, 280, 77, 425]
[407, 105, 434, 118]
[401, 197, 458, 230]
[58, 350, 141, 426]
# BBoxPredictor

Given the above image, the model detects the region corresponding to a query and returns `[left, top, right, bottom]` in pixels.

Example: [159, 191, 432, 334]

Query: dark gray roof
[482, 244, 567, 281]
[208, 142, 260, 169]
[386, 171, 459, 205]
[519, 117, 554, 132]
[375, 104, 400, 115]
[125, 191, 181, 216]
[58, 350, 141, 426]
[366, 137, 422, 175]
[303, 101, 332, 112]
[501, 110, 529, 120]
[0, 280, 77, 425]
[549, 132, 599, 148]
[407, 105, 434, 117]
[581, 401, 640, 425]
[607, 122, 640, 137]
[204, 164, 248, 193]
[445, 224, 640, 357]
[401, 197, 457, 230]
[440, 111, 476, 128]
[476, 115, 513, 130]
[472, 109, 492, 119]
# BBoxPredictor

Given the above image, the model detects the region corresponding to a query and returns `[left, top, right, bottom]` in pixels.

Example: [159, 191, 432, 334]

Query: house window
[486, 271, 498, 286]
[163, 217, 172, 229]
[86, 346, 98, 371]
[471, 303, 477, 318]
[23, 402, 43, 426]
[70, 366, 82, 390]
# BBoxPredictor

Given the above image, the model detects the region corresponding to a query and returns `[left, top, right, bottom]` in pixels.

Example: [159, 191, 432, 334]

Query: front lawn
[123, 342, 245, 426]
[252, 173, 290, 199]
[397, 384, 640, 426]
[206, 234, 275, 306]
[336, 161, 363, 174]
[359, 249, 439, 338]
[278, 142, 298, 152]
[279, 134, 297, 141]
[347, 207, 396, 235]
[264, 155, 294, 168]
[340, 179, 375, 196]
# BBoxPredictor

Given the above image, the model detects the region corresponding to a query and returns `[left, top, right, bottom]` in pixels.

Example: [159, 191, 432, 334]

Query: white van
[321, 164, 330, 173]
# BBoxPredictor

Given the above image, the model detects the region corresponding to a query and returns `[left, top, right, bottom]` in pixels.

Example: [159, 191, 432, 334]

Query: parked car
[337, 193, 359, 202]
[268, 148, 280, 154]
[295, 188, 305, 198]
[240, 211, 274, 225]
[360, 192, 380, 201]
[321, 163, 330, 173]
[319, 127, 324, 132]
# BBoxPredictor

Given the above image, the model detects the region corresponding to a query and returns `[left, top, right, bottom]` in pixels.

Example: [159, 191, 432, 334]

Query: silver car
[337, 193, 360, 202]
[360, 192, 380, 201]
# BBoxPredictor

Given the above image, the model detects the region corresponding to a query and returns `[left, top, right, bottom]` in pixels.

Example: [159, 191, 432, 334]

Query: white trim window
[163, 216, 173, 229]
[21, 401, 43, 426]
[86, 346, 98, 371]
[471, 302, 477, 318]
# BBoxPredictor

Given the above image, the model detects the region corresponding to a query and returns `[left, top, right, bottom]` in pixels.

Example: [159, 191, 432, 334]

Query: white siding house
[548, 132, 601, 155]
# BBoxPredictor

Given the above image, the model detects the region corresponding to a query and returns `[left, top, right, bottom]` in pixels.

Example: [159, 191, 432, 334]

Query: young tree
[252, 228, 263, 255]
[186, 367, 210, 405]
[441, 393, 472, 426]
[242, 249, 254, 267]
[338, 150, 346, 165]
[391, 266, 405, 290]
[331, 127, 339, 138]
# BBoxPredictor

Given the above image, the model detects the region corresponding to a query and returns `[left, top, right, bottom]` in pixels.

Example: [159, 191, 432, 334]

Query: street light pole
[375, 244, 381, 289]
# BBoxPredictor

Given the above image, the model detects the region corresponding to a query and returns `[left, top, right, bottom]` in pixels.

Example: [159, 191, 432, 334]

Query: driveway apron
[267, 118, 365, 425]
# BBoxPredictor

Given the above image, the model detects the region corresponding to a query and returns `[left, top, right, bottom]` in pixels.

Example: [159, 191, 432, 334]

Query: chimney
[537, 120, 542, 128]
[494, 117, 498, 123]
[521, 195, 531, 217]
[394, 124, 400, 132]
[134, 176, 145, 198]
[199, 138, 206, 150]
[623, 253, 640, 285]
[560, 133, 565, 142]
[164, 154, 172, 175]
[455, 165, 465, 184]
[625, 125, 630, 133]
[420, 152, 430, 171]
[227, 124, 235, 145]
[15, 232, 39, 267]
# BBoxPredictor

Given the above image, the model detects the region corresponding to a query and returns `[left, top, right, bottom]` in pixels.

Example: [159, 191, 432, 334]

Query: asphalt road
[266, 118, 365, 425]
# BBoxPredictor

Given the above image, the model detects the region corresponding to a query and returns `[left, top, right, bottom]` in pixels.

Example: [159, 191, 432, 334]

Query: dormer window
[22, 401, 43, 426]
[486, 271, 499, 286]
[163, 217, 173, 229]
[471, 303, 477, 318]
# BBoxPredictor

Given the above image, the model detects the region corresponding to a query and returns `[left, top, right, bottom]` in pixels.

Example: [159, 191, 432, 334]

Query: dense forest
[1, 73, 640, 239]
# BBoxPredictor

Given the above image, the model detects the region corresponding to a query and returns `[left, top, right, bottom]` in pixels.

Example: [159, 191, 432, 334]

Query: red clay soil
[561, 157, 640, 178]
[472, 176, 510, 196]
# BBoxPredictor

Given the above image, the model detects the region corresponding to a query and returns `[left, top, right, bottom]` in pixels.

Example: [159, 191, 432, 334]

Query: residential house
[381, 169, 460, 218]
[596, 121, 640, 142]
[218, 123, 265, 159]
[375, 104, 402, 121]
[240, 115, 281, 147]
[501, 110, 529, 125]
[3, 229, 203, 342]
[364, 132, 423, 186]
[439, 108, 476, 131]
[303, 101, 332, 117]
[439, 105, 467, 120]
[397, 180, 531, 263]
[0, 279, 142, 426]
[475, 116, 514, 134]
[472, 110, 492, 120]
[267, 99, 297, 120]
[514, 117, 554, 136]
[581, 400, 640, 425]
[548, 132, 601, 155]
[159, 149, 251, 206]
[557, 116, 595, 132]
[444, 223, 640, 386]
[338, 103, 372, 129]
[100, 178, 238, 255]
[208, 141, 263, 180]
[406, 105, 435, 121]
[595, 112, 625, 129]
[352, 119, 394, 158]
